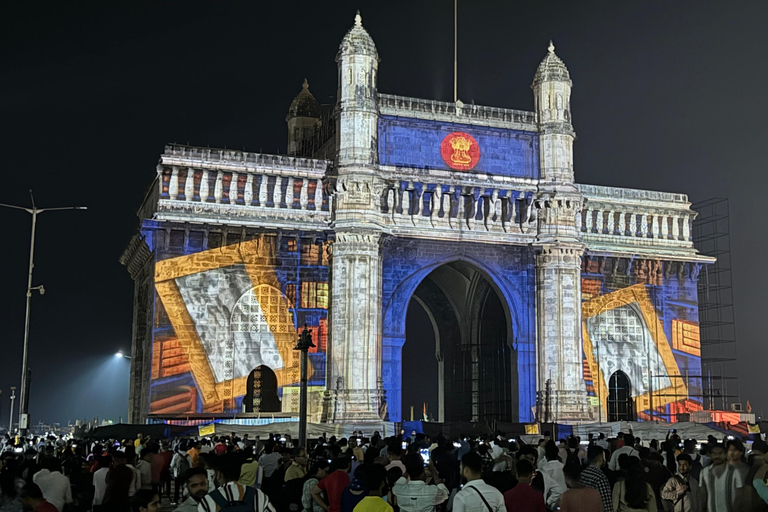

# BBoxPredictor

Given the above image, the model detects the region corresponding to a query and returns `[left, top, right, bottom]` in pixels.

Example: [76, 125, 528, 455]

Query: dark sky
[1, 0, 765, 426]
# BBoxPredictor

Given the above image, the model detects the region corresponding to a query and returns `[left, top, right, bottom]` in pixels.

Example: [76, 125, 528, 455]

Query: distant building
[122, 13, 712, 426]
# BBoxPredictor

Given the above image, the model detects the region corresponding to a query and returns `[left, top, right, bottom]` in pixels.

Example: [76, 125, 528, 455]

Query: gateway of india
[122, 13, 711, 427]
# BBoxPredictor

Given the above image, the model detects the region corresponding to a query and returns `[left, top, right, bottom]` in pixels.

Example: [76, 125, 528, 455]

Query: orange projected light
[440, 132, 480, 171]
[582, 284, 688, 418]
[154, 237, 311, 408]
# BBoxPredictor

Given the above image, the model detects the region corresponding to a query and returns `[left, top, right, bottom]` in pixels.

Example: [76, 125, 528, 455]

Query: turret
[286, 79, 321, 157]
[335, 11, 379, 167]
[532, 41, 575, 183]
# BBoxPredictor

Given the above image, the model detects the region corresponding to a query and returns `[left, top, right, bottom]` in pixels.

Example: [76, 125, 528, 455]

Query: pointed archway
[402, 261, 515, 422]
[607, 370, 634, 421]
[244, 365, 281, 412]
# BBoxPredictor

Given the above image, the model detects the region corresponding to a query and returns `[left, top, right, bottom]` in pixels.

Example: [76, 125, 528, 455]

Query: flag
[747, 401, 753, 413]
[749, 424, 760, 434]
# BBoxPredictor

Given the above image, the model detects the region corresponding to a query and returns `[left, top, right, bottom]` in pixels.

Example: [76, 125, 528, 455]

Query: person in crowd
[682, 439, 703, 480]
[303, 460, 331, 512]
[171, 444, 192, 505]
[285, 448, 308, 482]
[31, 457, 71, 512]
[661, 453, 700, 512]
[239, 446, 261, 489]
[340, 465, 368, 512]
[92, 453, 112, 511]
[580, 444, 612, 512]
[608, 433, 639, 472]
[612, 456, 657, 512]
[198, 452, 274, 512]
[136, 447, 155, 491]
[502, 459, 544, 512]
[353, 464, 391, 512]
[733, 439, 768, 511]
[559, 464, 601, 512]
[385, 443, 405, 474]
[752, 461, 768, 506]
[453, 452, 506, 512]
[130, 489, 160, 512]
[187, 441, 201, 469]
[19, 483, 58, 512]
[392, 452, 449, 512]
[173, 467, 208, 512]
[727, 438, 749, 479]
[0, 463, 22, 512]
[104, 450, 138, 511]
[311, 457, 351, 512]
[537, 440, 566, 510]
[699, 442, 745, 512]
[259, 443, 283, 497]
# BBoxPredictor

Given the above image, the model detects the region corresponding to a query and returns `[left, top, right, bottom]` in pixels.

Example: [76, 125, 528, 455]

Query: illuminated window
[287, 238, 298, 252]
[301, 282, 328, 309]
[301, 242, 320, 265]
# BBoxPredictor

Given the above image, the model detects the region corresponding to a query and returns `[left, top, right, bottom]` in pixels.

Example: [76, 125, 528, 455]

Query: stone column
[535, 244, 588, 422]
[324, 232, 385, 422]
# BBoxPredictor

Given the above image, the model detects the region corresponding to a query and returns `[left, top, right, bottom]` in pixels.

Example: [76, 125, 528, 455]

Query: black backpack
[563, 448, 582, 473]
[210, 486, 260, 512]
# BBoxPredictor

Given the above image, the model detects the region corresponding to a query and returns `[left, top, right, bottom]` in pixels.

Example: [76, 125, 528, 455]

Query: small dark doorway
[607, 371, 634, 421]
[244, 365, 281, 412]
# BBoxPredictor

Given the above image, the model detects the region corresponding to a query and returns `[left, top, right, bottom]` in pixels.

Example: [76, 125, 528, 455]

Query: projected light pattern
[148, 234, 328, 415]
[581, 258, 703, 422]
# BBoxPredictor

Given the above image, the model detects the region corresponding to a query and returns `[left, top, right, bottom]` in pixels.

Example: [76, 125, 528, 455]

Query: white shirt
[258, 452, 281, 478]
[453, 480, 506, 512]
[538, 460, 567, 509]
[92, 467, 109, 506]
[608, 445, 639, 472]
[392, 477, 449, 512]
[32, 469, 72, 512]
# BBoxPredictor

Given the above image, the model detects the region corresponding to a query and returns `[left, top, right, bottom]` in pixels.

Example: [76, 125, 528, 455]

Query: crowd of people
[0, 428, 767, 512]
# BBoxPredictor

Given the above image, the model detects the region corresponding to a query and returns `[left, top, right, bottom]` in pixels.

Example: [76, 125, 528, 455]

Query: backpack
[210, 485, 259, 512]
[563, 448, 582, 473]
[174, 452, 191, 478]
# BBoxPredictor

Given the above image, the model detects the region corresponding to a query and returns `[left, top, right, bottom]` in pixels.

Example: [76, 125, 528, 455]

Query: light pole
[8, 387, 16, 433]
[293, 324, 315, 450]
[0, 191, 87, 434]
[115, 351, 132, 360]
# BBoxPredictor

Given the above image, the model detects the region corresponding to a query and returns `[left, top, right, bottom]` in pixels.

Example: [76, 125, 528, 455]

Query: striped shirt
[198, 482, 274, 512]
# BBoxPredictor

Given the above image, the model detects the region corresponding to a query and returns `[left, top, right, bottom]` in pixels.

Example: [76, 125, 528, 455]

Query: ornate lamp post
[294, 324, 315, 450]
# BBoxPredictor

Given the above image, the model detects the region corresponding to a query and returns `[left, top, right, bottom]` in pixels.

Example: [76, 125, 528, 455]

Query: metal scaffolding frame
[692, 198, 740, 411]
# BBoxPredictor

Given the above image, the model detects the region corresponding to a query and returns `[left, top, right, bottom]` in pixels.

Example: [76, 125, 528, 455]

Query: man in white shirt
[32, 458, 72, 512]
[608, 433, 639, 472]
[392, 453, 449, 512]
[92, 454, 111, 509]
[453, 452, 506, 512]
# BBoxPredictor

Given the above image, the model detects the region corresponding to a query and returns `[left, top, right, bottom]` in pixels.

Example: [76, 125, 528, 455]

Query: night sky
[2, 1, 765, 426]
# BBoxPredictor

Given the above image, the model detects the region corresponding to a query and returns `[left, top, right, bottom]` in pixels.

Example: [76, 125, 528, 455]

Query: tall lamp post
[8, 387, 16, 433]
[0, 191, 87, 434]
[294, 324, 315, 450]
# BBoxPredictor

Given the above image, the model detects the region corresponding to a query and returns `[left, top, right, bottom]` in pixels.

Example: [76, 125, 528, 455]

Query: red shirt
[35, 501, 59, 512]
[317, 470, 350, 512]
[503, 483, 545, 512]
[559, 487, 602, 512]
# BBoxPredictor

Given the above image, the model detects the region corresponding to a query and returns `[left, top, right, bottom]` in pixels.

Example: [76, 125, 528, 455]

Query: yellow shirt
[353, 497, 393, 512]
[284, 462, 307, 482]
[239, 460, 259, 487]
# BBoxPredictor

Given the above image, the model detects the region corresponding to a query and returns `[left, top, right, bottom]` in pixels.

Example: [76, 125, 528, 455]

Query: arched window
[608, 370, 634, 421]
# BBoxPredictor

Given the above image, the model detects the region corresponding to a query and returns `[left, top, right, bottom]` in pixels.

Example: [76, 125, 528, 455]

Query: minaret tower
[532, 41, 589, 423]
[286, 79, 321, 157]
[323, 12, 386, 423]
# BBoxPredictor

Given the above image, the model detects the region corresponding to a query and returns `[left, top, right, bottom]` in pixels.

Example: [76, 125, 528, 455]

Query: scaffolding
[692, 198, 740, 411]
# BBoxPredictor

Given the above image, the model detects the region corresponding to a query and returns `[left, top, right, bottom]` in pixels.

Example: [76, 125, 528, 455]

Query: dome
[337, 11, 378, 60]
[532, 41, 571, 87]
[287, 79, 320, 119]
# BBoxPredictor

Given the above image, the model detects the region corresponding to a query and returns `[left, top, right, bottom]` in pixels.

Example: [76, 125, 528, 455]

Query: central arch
[401, 261, 516, 423]
[607, 370, 634, 421]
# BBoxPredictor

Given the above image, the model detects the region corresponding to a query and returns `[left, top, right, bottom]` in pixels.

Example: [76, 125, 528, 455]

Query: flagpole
[453, 0, 457, 102]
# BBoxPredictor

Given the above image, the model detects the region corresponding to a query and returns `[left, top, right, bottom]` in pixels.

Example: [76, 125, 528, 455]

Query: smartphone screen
[401, 441, 407, 450]
[420, 448, 430, 464]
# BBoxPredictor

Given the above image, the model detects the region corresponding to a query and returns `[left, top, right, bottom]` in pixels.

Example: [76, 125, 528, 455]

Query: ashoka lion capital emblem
[440, 131, 480, 171]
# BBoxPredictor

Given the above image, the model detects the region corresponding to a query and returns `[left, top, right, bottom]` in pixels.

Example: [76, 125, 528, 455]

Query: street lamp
[8, 387, 16, 433]
[0, 191, 87, 434]
[115, 351, 132, 360]
[293, 324, 315, 450]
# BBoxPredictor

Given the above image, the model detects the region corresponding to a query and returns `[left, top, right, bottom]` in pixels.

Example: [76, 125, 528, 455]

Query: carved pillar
[324, 232, 385, 422]
[535, 244, 588, 422]
[184, 168, 195, 200]
[169, 166, 180, 200]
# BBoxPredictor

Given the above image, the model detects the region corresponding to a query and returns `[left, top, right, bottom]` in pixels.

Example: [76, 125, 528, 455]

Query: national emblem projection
[148, 234, 329, 416]
[581, 257, 703, 422]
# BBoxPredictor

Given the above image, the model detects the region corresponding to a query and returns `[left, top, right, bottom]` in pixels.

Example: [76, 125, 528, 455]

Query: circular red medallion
[440, 131, 480, 171]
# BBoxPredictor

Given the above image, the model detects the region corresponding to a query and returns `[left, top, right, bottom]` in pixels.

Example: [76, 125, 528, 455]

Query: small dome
[337, 11, 378, 60]
[532, 41, 571, 87]
[287, 79, 320, 119]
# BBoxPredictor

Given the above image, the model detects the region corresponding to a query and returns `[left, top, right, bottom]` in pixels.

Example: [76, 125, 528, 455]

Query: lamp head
[115, 352, 124, 358]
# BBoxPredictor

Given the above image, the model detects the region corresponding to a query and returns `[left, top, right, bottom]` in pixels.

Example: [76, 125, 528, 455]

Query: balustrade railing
[378, 180, 537, 234]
